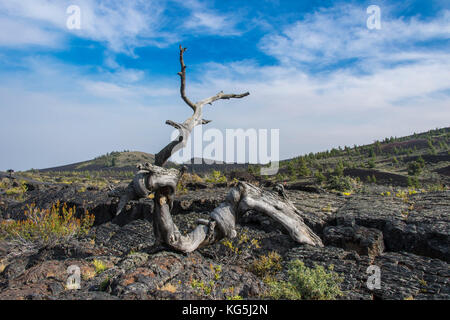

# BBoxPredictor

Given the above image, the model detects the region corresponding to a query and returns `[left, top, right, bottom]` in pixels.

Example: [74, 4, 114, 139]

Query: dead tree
[109, 46, 323, 253]
[155, 46, 249, 167]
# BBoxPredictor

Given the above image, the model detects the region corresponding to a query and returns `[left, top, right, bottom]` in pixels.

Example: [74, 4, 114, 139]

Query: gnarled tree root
[153, 179, 323, 253]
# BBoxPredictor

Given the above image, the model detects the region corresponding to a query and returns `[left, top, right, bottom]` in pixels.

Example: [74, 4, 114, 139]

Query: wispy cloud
[0, 0, 244, 53]
[0, 16, 62, 47]
[185, 3, 450, 157]
[183, 11, 241, 35]
[0, 0, 170, 53]
[259, 4, 450, 70]
[176, 0, 242, 35]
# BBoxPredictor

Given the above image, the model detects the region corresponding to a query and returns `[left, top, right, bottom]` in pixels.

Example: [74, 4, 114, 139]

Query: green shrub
[191, 264, 224, 299]
[407, 176, 420, 188]
[205, 170, 227, 184]
[250, 251, 282, 282]
[326, 175, 354, 192]
[99, 277, 110, 291]
[0, 201, 94, 244]
[216, 229, 260, 264]
[4, 180, 28, 200]
[268, 260, 343, 300]
[333, 161, 344, 176]
[314, 171, 326, 184]
[93, 259, 108, 274]
[297, 158, 311, 177]
[408, 161, 423, 176]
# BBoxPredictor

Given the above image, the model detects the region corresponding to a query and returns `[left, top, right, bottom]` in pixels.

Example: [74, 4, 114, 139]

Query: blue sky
[0, 0, 449, 170]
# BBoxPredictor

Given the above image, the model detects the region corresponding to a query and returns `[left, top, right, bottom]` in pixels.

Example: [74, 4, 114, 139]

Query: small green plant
[267, 260, 343, 300]
[191, 264, 223, 299]
[176, 181, 188, 194]
[222, 287, 243, 300]
[427, 184, 446, 192]
[99, 277, 110, 291]
[226, 294, 243, 300]
[191, 264, 243, 300]
[93, 259, 108, 274]
[250, 251, 282, 282]
[5, 180, 28, 200]
[205, 170, 227, 184]
[0, 178, 9, 189]
[216, 229, 260, 264]
[191, 278, 215, 297]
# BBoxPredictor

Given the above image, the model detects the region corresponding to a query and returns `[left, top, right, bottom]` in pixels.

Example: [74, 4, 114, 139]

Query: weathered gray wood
[152, 182, 323, 253]
[153, 191, 221, 253]
[110, 163, 183, 216]
[237, 182, 323, 247]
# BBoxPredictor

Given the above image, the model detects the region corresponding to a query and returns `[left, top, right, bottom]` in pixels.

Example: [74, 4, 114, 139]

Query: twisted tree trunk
[152, 175, 323, 252]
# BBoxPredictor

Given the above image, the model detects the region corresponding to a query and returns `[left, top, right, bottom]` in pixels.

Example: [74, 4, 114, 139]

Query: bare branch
[165, 120, 183, 130]
[154, 46, 250, 166]
[197, 91, 250, 107]
[178, 45, 196, 111]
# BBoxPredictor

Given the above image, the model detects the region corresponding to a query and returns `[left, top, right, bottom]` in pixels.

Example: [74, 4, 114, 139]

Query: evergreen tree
[297, 157, 311, 177]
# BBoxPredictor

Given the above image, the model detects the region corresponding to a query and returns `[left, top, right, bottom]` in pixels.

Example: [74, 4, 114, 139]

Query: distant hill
[271, 126, 450, 187]
[38, 151, 158, 172]
[183, 158, 249, 174]
[34, 127, 450, 184]
[36, 153, 250, 175]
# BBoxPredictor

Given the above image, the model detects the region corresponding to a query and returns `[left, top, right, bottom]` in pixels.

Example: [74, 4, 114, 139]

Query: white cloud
[0, 16, 62, 47]
[81, 80, 177, 101]
[184, 54, 450, 158]
[0, 0, 170, 53]
[0, 0, 243, 52]
[176, 0, 241, 35]
[183, 11, 240, 36]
